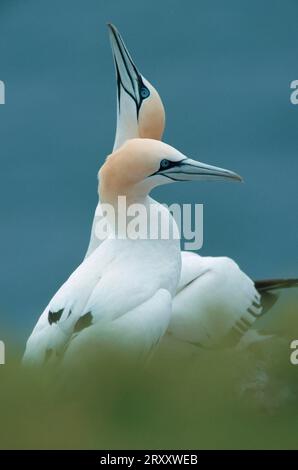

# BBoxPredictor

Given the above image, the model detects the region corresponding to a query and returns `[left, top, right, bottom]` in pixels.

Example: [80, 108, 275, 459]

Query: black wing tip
[255, 278, 298, 292]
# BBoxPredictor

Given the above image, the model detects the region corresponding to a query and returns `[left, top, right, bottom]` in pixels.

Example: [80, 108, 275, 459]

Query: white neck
[100, 194, 180, 243]
[113, 93, 139, 151]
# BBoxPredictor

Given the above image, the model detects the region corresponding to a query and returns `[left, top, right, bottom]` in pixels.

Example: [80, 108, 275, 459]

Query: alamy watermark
[1, 82, 6, 362]
[290, 80, 298, 105]
[94, 196, 204, 250]
[0, 80, 5, 104]
[0, 341, 5, 365]
[290, 340, 298, 365]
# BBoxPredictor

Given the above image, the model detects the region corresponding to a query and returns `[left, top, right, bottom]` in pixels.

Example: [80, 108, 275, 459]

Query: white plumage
[84, 24, 263, 350]
[24, 237, 177, 364]
[23, 24, 296, 367]
[170, 252, 262, 347]
[24, 136, 239, 364]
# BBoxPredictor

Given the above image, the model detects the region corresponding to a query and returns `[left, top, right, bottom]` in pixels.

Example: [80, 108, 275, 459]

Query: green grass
[0, 291, 298, 450]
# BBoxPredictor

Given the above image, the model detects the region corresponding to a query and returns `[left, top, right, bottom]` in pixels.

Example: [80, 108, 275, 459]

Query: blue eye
[140, 86, 150, 99]
[160, 159, 170, 169]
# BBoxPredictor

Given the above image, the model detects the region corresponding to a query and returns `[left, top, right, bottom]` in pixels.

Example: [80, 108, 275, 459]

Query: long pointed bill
[160, 158, 243, 182]
[108, 23, 142, 106]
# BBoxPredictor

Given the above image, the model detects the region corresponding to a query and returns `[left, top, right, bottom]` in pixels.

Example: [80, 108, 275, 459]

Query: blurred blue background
[0, 0, 297, 342]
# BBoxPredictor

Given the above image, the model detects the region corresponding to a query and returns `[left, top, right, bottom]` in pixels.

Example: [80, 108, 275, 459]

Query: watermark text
[0, 341, 5, 365]
[0, 80, 5, 104]
[290, 80, 298, 105]
[290, 339, 298, 365]
[94, 197, 204, 250]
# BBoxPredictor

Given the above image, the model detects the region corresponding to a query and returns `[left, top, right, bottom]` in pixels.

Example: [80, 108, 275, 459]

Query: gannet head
[99, 138, 242, 203]
[108, 24, 165, 151]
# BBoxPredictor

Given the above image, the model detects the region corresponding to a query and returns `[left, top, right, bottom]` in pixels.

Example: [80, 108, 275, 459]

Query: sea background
[0, 0, 297, 341]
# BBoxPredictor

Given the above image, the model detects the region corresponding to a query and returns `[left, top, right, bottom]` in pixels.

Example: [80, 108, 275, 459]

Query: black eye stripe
[158, 159, 185, 171]
[149, 159, 185, 177]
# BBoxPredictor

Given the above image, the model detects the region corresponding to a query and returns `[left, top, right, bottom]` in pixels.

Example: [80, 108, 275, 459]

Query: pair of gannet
[24, 24, 296, 364]
[87, 25, 297, 350]
[106, 25, 298, 350]
[23, 141, 240, 364]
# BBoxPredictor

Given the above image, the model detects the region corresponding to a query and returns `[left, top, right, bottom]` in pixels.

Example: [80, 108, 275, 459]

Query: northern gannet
[84, 24, 297, 351]
[23, 138, 241, 364]
[85, 24, 165, 257]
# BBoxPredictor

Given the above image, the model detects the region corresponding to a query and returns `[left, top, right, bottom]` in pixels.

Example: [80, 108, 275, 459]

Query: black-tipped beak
[108, 23, 142, 106]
